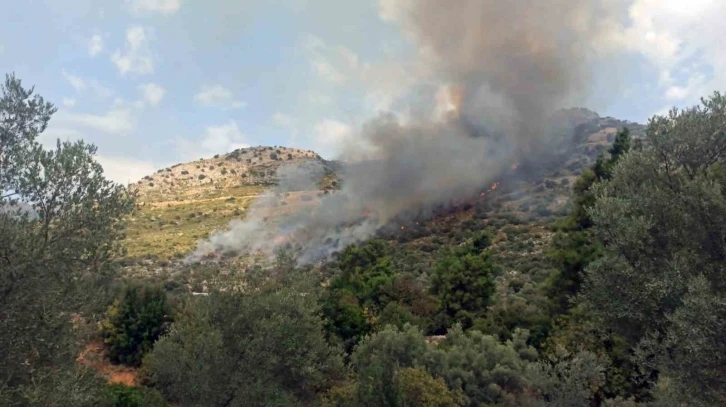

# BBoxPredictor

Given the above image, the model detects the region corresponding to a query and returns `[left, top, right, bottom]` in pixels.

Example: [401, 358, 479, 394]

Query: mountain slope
[122, 146, 337, 272]
[120, 112, 644, 280]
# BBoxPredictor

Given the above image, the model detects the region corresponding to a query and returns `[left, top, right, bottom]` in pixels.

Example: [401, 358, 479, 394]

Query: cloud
[614, 0, 726, 110]
[303, 35, 348, 83]
[313, 119, 354, 158]
[299, 33, 425, 117]
[202, 121, 249, 152]
[176, 121, 249, 160]
[39, 123, 153, 185]
[127, 0, 181, 15]
[62, 71, 113, 98]
[88, 34, 103, 57]
[273, 112, 295, 129]
[62, 98, 76, 108]
[272, 112, 299, 141]
[53, 108, 135, 135]
[111, 26, 154, 75]
[63, 71, 86, 92]
[378, 0, 410, 22]
[138, 83, 166, 106]
[96, 154, 158, 185]
[194, 85, 246, 109]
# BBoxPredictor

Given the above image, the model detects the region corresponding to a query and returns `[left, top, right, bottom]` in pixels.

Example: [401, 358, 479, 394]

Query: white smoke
[188, 0, 627, 265]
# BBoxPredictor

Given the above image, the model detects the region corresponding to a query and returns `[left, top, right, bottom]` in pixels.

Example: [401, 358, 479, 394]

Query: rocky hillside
[132, 146, 335, 203]
[121, 146, 337, 273]
[119, 111, 645, 285]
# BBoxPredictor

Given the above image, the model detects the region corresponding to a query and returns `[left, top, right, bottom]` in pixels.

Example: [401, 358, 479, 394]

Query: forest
[2, 73, 725, 406]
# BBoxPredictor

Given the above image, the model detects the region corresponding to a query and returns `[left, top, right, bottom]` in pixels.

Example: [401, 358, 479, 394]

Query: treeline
[2, 73, 725, 406]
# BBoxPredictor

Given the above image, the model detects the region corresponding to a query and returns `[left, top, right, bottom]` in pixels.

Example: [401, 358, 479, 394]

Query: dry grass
[123, 185, 265, 261]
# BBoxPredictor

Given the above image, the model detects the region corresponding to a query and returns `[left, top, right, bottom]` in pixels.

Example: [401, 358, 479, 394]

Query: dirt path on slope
[145, 194, 263, 208]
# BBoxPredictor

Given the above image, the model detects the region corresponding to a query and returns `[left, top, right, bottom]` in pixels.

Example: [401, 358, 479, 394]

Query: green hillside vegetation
[122, 185, 263, 264]
[3, 73, 726, 406]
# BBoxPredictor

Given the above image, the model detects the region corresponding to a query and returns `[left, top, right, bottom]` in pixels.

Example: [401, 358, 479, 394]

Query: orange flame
[481, 181, 501, 197]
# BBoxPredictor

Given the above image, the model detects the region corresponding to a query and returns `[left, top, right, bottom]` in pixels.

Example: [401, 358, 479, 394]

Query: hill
[120, 111, 644, 285]
[122, 146, 338, 272]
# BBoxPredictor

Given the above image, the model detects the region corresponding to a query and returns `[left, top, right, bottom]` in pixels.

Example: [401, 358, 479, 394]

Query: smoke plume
[189, 0, 623, 264]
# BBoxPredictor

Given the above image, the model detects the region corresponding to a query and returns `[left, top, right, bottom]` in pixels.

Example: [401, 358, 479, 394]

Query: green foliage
[581, 93, 726, 405]
[430, 243, 496, 331]
[545, 127, 631, 314]
[428, 326, 538, 406]
[103, 384, 166, 407]
[571, 127, 632, 229]
[322, 288, 371, 352]
[543, 308, 649, 402]
[351, 324, 431, 406]
[334, 239, 396, 309]
[526, 348, 609, 406]
[1, 73, 136, 404]
[545, 228, 601, 314]
[395, 367, 465, 407]
[473, 274, 552, 349]
[100, 283, 171, 366]
[377, 302, 426, 330]
[323, 239, 436, 349]
[143, 277, 345, 407]
[349, 324, 538, 407]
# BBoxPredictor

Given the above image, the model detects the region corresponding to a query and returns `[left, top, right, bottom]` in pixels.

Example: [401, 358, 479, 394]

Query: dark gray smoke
[189, 0, 624, 264]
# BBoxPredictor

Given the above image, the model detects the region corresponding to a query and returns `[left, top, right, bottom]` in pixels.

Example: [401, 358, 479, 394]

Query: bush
[100, 283, 171, 367]
[198, 174, 206, 180]
[143, 281, 344, 406]
[103, 384, 166, 407]
[430, 248, 496, 331]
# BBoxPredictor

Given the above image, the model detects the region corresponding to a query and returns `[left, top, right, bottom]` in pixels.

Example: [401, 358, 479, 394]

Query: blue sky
[2, 0, 725, 183]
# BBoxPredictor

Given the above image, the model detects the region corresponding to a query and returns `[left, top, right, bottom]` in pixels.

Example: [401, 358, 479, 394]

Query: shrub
[143, 281, 344, 406]
[430, 241, 496, 331]
[100, 283, 171, 367]
[198, 174, 206, 180]
[103, 384, 165, 407]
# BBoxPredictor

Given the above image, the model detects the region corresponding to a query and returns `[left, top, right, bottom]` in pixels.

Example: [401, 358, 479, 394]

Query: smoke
[188, 0, 624, 264]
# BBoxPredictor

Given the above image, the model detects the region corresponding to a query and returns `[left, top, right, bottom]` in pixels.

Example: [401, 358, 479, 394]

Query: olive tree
[0, 73, 135, 405]
[580, 92, 726, 405]
[143, 277, 345, 407]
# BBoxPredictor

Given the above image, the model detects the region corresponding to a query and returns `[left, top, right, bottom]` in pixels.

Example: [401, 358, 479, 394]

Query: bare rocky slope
[132, 145, 336, 203]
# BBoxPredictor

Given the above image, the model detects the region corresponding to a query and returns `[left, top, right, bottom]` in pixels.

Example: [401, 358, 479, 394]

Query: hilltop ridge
[132, 146, 337, 204]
